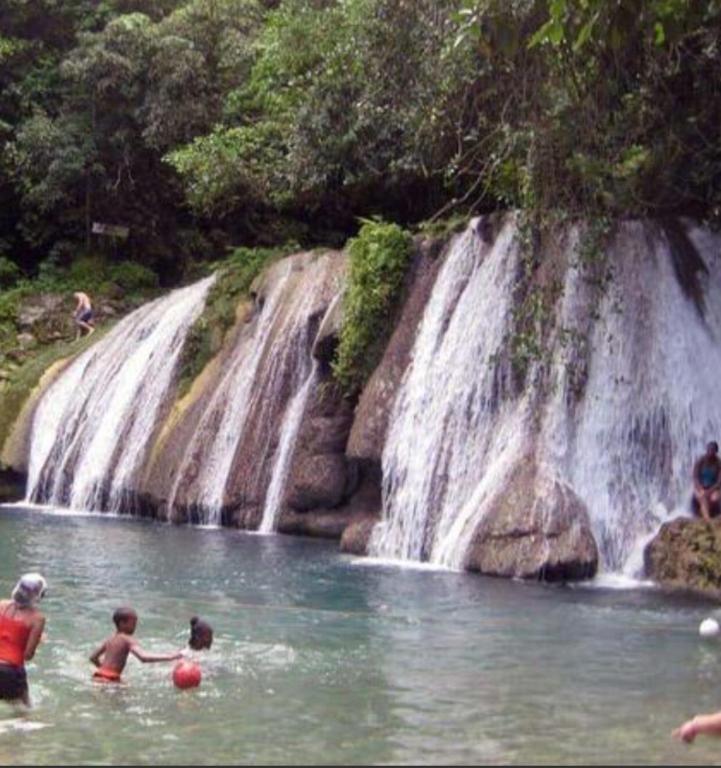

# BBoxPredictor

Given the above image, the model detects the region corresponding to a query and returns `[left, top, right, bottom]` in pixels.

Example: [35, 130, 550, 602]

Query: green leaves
[332, 219, 412, 394]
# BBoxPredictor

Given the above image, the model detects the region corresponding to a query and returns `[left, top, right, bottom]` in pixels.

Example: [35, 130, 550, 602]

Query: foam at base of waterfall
[347, 556, 455, 573]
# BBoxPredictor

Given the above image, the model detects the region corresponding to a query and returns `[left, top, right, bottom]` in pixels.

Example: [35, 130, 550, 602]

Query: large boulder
[644, 517, 721, 596]
[278, 509, 360, 540]
[465, 457, 598, 581]
[286, 454, 349, 511]
[284, 373, 356, 513]
[17, 295, 69, 341]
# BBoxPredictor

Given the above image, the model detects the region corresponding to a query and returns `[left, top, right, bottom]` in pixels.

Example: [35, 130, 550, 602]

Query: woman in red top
[0, 573, 46, 706]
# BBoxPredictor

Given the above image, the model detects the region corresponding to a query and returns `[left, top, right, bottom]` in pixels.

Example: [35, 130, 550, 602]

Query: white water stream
[258, 363, 319, 533]
[370, 219, 530, 568]
[168, 256, 337, 526]
[372, 218, 721, 575]
[25, 277, 214, 510]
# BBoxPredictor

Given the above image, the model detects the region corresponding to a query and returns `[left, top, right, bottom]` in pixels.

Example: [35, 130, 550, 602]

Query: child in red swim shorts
[90, 606, 182, 683]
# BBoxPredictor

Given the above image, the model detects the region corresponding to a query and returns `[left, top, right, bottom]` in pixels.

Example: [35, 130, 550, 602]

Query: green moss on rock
[644, 517, 721, 596]
[332, 219, 412, 395]
[176, 245, 295, 396]
[0, 329, 110, 457]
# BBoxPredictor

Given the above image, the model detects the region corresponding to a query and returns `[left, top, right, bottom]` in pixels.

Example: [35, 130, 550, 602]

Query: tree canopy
[1, 0, 719, 284]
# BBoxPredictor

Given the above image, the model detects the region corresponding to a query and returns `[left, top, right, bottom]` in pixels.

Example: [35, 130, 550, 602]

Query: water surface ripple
[0, 506, 718, 765]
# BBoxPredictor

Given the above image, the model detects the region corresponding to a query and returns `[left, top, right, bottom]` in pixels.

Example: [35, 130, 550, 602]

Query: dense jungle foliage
[1, 0, 719, 286]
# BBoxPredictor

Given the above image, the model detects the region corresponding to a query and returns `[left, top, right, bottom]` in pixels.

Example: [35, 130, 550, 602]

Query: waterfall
[167, 265, 292, 522]
[258, 363, 318, 534]
[25, 277, 214, 510]
[370, 219, 530, 567]
[168, 254, 340, 526]
[540, 221, 721, 573]
[371, 217, 721, 575]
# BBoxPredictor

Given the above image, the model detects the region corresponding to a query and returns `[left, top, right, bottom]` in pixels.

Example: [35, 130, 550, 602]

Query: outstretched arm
[130, 642, 182, 664]
[673, 712, 721, 743]
[89, 640, 107, 667]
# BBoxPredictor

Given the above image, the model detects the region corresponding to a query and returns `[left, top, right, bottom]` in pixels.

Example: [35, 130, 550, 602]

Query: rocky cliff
[3, 215, 720, 587]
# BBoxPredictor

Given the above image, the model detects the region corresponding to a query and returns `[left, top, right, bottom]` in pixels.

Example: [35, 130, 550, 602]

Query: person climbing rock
[73, 291, 95, 339]
[0, 573, 47, 706]
[692, 441, 721, 521]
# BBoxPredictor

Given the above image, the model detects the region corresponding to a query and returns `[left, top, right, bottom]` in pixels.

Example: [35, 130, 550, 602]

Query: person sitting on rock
[72, 291, 95, 339]
[692, 441, 721, 521]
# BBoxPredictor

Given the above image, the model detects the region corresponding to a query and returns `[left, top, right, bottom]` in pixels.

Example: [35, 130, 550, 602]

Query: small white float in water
[699, 618, 720, 637]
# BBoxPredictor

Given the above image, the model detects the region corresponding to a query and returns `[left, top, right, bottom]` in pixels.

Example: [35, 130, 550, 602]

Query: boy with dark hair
[90, 606, 182, 683]
[188, 616, 213, 651]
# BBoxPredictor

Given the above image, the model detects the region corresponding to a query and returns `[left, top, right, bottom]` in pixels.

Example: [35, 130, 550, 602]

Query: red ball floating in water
[173, 660, 202, 690]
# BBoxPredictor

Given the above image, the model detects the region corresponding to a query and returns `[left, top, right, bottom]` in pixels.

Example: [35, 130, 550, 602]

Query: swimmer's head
[708, 441, 719, 456]
[11, 573, 47, 608]
[113, 606, 138, 634]
[189, 616, 213, 650]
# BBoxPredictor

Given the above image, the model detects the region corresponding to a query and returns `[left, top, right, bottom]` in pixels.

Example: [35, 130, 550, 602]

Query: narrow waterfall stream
[258, 363, 318, 534]
[371, 218, 721, 576]
[25, 277, 214, 511]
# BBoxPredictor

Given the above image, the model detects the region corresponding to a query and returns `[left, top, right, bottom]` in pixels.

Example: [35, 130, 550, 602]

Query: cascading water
[370, 219, 530, 567]
[540, 221, 721, 573]
[258, 363, 318, 534]
[168, 254, 340, 526]
[167, 265, 292, 522]
[371, 217, 721, 576]
[25, 277, 214, 510]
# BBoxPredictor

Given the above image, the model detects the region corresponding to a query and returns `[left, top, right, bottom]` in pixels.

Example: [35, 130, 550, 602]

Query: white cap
[11, 573, 47, 608]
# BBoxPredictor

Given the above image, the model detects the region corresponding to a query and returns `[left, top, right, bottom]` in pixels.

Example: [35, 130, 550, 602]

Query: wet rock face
[287, 454, 349, 510]
[644, 517, 721, 595]
[312, 292, 344, 364]
[144, 250, 347, 523]
[465, 458, 598, 581]
[339, 516, 378, 556]
[285, 381, 355, 513]
[347, 242, 445, 463]
[0, 467, 24, 503]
